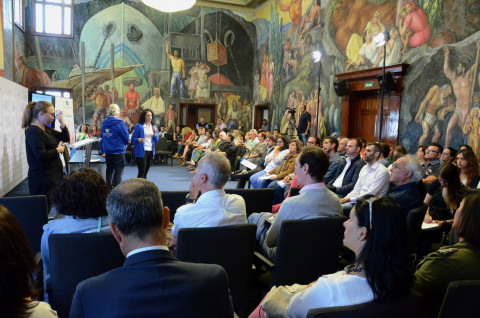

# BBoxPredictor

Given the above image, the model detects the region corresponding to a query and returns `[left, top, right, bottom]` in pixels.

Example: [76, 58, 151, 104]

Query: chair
[161, 191, 189, 222]
[48, 232, 125, 318]
[155, 137, 173, 165]
[125, 142, 134, 165]
[307, 292, 422, 318]
[406, 204, 428, 255]
[176, 223, 257, 317]
[289, 187, 301, 197]
[226, 188, 274, 216]
[257, 216, 347, 287]
[437, 280, 480, 318]
[0, 195, 48, 256]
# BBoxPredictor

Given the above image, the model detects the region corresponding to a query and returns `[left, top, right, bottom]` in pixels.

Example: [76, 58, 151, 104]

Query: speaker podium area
[335, 63, 409, 146]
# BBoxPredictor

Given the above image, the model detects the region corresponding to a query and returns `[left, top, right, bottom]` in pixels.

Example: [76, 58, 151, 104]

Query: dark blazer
[327, 154, 366, 196]
[70, 249, 233, 318]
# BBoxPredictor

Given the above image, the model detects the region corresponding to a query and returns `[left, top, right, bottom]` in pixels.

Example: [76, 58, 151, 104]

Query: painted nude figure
[166, 41, 186, 98]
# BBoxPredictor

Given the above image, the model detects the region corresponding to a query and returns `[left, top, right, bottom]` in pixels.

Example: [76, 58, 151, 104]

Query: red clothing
[404, 6, 431, 47]
[271, 175, 301, 214]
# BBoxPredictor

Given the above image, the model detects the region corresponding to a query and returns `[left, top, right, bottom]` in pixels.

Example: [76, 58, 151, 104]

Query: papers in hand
[421, 222, 439, 230]
[259, 174, 274, 180]
[240, 158, 257, 170]
[277, 181, 288, 188]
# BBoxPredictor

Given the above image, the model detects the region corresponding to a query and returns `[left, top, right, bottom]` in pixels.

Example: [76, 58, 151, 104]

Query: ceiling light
[143, 0, 196, 13]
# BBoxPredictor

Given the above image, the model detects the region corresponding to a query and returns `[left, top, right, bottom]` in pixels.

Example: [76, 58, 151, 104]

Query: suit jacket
[327, 155, 366, 196]
[70, 249, 233, 318]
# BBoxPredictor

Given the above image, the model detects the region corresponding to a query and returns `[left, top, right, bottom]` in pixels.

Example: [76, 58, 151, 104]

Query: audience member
[340, 142, 390, 215]
[327, 138, 366, 197]
[216, 117, 227, 131]
[459, 144, 473, 153]
[441, 147, 457, 164]
[387, 154, 423, 214]
[248, 147, 342, 261]
[421, 142, 443, 184]
[77, 124, 90, 141]
[379, 142, 392, 167]
[244, 129, 260, 153]
[358, 137, 367, 159]
[413, 190, 480, 318]
[250, 136, 290, 188]
[131, 109, 159, 179]
[249, 196, 412, 317]
[70, 178, 234, 317]
[297, 103, 311, 145]
[261, 119, 269, 131]
[0, 206, 58, 317]
[170, 153, 247, 249]
[100, 104, 130, 188]
[41, 168, 111, 298]
[456, 149, 480, 188]
[273, 129, 280, 139]
[322, 136, 345, 184]
[195, 115, 209, 129]
[307, 136, 321, 147]
[417, 145, 427, 165]
[337, 137, 349, 157]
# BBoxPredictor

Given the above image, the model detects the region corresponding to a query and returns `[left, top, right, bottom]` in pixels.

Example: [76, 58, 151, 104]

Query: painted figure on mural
[364, 11, 386, 37]
[166, 41, 186, 98]
[86, 87, 108, 130]
[239, 100, 252, 131]
[283, 39, 294, 82]
[142, 87, 165, 126]
[374, 27, 402, 67]
[415, 84, 454, 145]
[443, 43, 480, 147]
[124, 82, 141, 124]
[463, 107, 480, 155]
[165, 104, 177, 133]
[346, 30, 378, 71]
[119, 110, 134, 132]
[194, 62, 211, 103]
[299, 0, 321, 41]
[226, 97, 240, 132]
[216, 93, 228, 121]
[268, 54, 275, 101]
[188, 62, 199, 100]
[278, 0, 303, 38]
[104, 85, 118, 106]
[399, 1, 431, 54]
[260, 52, 269, 102]
[254, 70, 260, 104]
[285, 49, 299, 79]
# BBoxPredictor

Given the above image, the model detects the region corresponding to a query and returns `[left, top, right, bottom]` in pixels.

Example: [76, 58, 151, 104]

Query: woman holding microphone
[131, 109, 159, 179]
[22, 101, 69, 209]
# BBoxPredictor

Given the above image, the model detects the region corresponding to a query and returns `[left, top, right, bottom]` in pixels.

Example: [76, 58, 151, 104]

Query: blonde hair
[108, 104, 120, 116]
[21, 101, 53, 129]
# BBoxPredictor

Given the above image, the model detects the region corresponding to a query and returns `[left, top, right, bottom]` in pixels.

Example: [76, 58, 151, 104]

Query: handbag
[262, 284, 307, 318]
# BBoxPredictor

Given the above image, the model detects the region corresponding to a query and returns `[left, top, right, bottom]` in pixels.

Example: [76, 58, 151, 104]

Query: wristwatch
[185, 194, 196, 203]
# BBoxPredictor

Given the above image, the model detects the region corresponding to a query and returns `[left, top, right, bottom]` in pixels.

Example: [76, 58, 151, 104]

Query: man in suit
[327, 138, 366, 198]
[70, 178, 233, 318]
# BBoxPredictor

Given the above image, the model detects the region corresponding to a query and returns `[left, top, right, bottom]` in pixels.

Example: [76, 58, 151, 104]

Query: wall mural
[16, 0, 480, 157]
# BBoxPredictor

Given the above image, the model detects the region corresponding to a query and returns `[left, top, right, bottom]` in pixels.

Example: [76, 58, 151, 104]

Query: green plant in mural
[418, 0, 444, 34]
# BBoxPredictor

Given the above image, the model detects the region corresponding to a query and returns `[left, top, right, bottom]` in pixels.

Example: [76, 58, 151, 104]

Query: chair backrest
[225, 188, 274, 216]
[272, 216, 347, 287]
[48, 232, 125, 318]
[289, 187, 301, 197]
[176, 223, 257, 314]
[406, 204, 428, 254]
[156, 137, 169, 151]
[437, 280, 480, 318]
[0, 195, 48, 256]
[161, 191, 189, 222]
[307, 292, 422, 318]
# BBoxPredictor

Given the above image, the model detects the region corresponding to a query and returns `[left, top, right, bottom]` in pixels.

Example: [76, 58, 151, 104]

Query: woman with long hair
[440, 147, 457, 164]
[22, 101, 70, 209]
[456, 149, 480, 188]
[131, 109, 159, 179]
[77, 124, 90, 141]
[250, 136, 290, 188]
[0, 206, 57, 317]
[249, 196, 412, 318]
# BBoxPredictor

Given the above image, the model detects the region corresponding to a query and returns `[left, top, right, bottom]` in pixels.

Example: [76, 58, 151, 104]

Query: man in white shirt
[339, 142, 390, 216]
[244, 129, 260, 153]
[170, 152, 247, 249]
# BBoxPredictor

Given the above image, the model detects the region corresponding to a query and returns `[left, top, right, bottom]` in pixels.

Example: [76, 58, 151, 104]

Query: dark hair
[258, 131, 267, 140]
[456, 190, 480, 246]
[278, 135, 290, 151]
[107, 179, 164, 239]
[291, 139, 304, 154]
[353, 196, 412, 301]
[460, 144, 473, 153]
[445, 147, 457, 162]
[352, 138, 362, 149]
[311, 136, 321, 147]
[380, 142, 390, 159]
[212, 129, 221, 139]
[429, 142, 443, 154]
[52, 168, 109, 218]
[21, 101, 53, 128]
[395, 145, 407, 155]
[367, 142, 382, 159]
[439, 163, 463, 211]
[273, 129, 280, 134]
[457, 149, 480, 187]
[357, 137, 366, 148]
[324, 136, 338, 151]
[206, 129, 213, 137]
[418, 145, 427, 153]
[227, 132, 234, 142]
[138, 109, 155, 125]
[0, 206, 40, 317]
[299, 147, 329, 182]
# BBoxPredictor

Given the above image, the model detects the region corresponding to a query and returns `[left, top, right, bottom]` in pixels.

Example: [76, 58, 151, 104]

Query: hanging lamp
[143, 0, 196, 13]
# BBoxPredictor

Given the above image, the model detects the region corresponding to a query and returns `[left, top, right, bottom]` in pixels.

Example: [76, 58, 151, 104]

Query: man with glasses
[307, 136, 321, 147]
[387, 154, 424, 214]
[323, 136, 345, 184]
[422, 142, 443, 184]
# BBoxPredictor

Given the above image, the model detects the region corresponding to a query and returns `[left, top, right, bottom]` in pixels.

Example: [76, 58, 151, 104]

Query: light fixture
[143, 0, 196, 13]
[373, 31, 390, 47]
[312, 51, 322, 63]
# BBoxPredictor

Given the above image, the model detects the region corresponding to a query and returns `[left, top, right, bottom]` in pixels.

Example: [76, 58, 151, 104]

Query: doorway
[179, 102, 216, 128]
[254, 104, 270, 131]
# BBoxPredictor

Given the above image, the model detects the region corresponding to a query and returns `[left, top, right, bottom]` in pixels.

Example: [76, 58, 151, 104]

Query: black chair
[307, 292, 422, 318]
[226, 188, 274, 216]
[125, 142, 134, 165]
[437, 280, 480, 318]
[407, 204, 428, 255]
[48, 232, 125, 318]
[257, 216, 347, 287]
[289, 187, 301, 197]
[176, 223, 257, 317]
[155, 137, 173, 165]
[0, 195, 48, 257]
[161, 191, 189, 222]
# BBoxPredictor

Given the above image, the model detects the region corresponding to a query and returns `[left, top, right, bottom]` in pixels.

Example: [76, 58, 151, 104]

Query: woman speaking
[22, 101, 69, 209]
[131, 109, 159, 179]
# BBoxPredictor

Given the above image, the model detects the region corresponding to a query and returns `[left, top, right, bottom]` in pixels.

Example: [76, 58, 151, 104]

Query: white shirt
[332, 157, 353, 188]
[286, 271, 374, 318]
[171, 189, 247, 237]
[264, 149, 290, 173]
[143, 124, 154, 151]
[28, 301, 58, 318]
[126, 245, 169, 258]
[346, 161, 390, 202]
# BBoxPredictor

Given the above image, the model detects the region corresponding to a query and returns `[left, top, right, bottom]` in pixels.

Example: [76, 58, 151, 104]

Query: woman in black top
[22, 101, 70, 208]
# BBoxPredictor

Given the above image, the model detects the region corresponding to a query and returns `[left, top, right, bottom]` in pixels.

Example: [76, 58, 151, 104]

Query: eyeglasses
[441, 152, 450, 156]
[391, 162, 406, 170]
[426, 149, 439, 154]
[277, 140, 284, 144]
[307, 141, 315, 144]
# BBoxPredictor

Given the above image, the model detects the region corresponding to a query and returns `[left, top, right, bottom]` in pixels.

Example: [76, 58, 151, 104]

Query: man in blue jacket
[100, 104, 130, 188]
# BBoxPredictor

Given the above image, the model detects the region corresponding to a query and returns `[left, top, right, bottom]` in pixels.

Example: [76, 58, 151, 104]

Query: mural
[1, 0, 4, 77]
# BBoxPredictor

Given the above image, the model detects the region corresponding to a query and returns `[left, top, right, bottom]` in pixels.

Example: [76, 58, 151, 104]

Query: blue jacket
[131, 123, 159, 158]
[99, 116, 129, 154]
[327, 154, 366, 196]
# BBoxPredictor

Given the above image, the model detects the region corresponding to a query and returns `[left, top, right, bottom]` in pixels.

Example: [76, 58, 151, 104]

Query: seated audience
[337, 137, 349, 157]
[249, 196, 412, 318]
[0, 206, 58, 317]
[413, 190, 480, 318]
[421, 143, 443, 184]
[70, 178, 233, 318]
[307, 136, 321, 147]
[170, 153, 247, 249]
[248, 147, 342, 261]
[250, 136, 290, 189]
[416, 145, 427, 165]
[340, 142, 390, 215]
[322, 136, 345, 184]
[379, 142, 393, 167]
[456, 149, 480, 188]
[77, 124, 90, 141]
[327, 138, 366, 197]
[440, 147, 457, 164]
[387, 154, 424, 214]
[41, 168, 111, 298]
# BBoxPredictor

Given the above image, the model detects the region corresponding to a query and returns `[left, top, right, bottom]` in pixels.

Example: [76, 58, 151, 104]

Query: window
[32, 0, 73, 37]
[14, 0, 25, 30]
